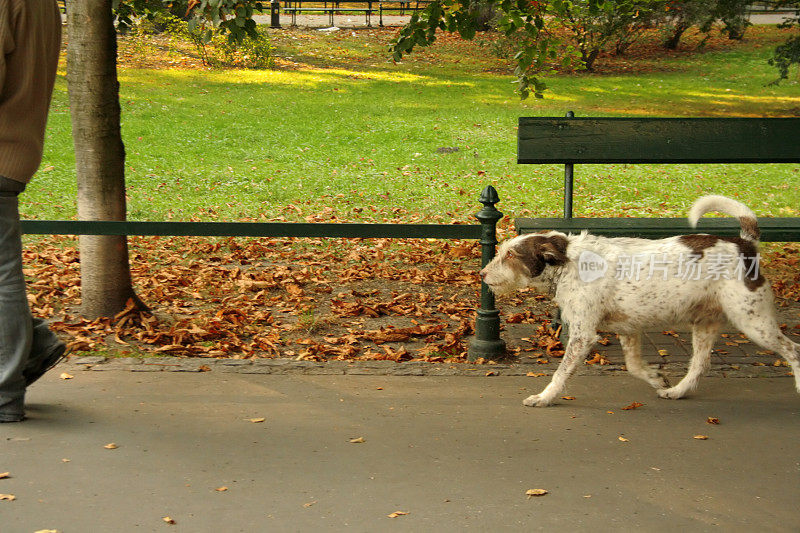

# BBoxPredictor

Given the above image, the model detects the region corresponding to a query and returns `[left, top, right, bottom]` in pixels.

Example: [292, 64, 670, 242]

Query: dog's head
[479, 232, 569, 296]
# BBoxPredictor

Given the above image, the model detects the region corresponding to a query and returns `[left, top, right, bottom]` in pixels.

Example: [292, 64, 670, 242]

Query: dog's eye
[505, 250, 515, 260]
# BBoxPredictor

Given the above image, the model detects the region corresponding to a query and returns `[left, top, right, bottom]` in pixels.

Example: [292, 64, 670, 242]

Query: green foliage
[113, 0, 264, 44]
[768, 1, 800, 82]
[206, 26, 275, 68]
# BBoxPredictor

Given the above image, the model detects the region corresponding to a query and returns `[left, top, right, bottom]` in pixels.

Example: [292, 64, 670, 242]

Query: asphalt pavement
[2, 371, 798, 532]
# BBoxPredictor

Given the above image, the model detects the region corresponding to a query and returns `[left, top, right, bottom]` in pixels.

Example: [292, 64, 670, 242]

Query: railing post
[270, 0, 281, 28]
[468, 185, 507, 361]
[563, 110, 575, 219]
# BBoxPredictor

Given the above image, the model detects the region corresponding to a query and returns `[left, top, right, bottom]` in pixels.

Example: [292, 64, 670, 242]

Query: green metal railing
[22, 185, 507, 361]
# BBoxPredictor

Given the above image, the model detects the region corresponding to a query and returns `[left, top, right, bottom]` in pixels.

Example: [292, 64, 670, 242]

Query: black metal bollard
[468, 185, 507, 361]
[270, 0, 281, 28]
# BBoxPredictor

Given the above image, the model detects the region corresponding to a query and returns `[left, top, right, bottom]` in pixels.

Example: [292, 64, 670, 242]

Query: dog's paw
[523, 394, 555, 407]
[657, 387, 684, 400]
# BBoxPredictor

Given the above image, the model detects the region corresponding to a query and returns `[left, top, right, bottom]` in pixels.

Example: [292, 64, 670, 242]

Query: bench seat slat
[518, 117, 800, 164]
[515, 217, 800, 242]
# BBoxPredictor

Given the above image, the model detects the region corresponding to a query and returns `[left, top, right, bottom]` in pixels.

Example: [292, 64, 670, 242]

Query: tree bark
[66, 0, 141, 318]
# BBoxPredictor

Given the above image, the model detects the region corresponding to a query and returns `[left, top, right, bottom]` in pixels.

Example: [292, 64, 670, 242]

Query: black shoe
[24, 343, 68, 386]
[0, 414, 25, 423]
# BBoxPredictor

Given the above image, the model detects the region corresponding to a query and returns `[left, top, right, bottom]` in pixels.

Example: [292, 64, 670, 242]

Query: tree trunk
[66, 0, 141, 318]
[664, 23, 688, 50]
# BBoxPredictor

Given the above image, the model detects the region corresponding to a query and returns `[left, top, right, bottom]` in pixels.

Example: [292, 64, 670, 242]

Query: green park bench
[515, 114, 800, 241]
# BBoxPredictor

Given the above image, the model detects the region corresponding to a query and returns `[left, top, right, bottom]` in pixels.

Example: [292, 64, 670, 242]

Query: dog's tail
[688, 195, 760, 241]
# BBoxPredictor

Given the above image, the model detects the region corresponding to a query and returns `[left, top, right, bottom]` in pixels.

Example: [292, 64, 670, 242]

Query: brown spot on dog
[739, 216, 761, 241]
[678, 235, 765, 291]
[513, 234, 569, 278]
[678, 234, 719, 258]
[735, 238, 765, 291]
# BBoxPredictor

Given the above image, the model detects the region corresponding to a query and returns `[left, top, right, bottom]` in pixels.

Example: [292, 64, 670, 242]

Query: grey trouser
[0, 176, 62, 421]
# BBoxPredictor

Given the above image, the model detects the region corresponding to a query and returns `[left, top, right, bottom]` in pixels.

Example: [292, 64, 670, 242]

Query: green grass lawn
[29, 24, 800, 227]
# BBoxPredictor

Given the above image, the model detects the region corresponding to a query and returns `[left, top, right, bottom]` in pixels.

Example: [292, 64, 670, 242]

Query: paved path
[2, 372, 798, 532]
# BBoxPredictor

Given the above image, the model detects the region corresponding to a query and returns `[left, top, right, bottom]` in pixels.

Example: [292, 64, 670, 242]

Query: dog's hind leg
[722, 284, 800, 393]
[658, 322, 721, 400]
[620, 333, 669, 389]
[523, 332, 596, 407]
[728, 319, 800, 394]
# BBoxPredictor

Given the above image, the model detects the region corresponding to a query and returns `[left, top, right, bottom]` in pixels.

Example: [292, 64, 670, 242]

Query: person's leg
[24, 317, 67, 386]
[0, 177, 32, 422]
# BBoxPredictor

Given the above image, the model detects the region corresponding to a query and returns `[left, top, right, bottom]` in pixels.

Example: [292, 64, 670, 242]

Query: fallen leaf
[621, 401, 644, 410]
[485, 371, 497, 376]
[618, 436, 629, 442]
[526, 489, 548, 498]
[59, 373, 74, 380]
[349, 437, 366, 444]
[248, 418, 266, 423]
[198, 365, 212, 372]
[163, 516, 176, 524]
[303, 501, 317, 508]
[0, 494, 16, 501]
[526, 372, 547, 377]
[706, 417, 720, 425]
[0, 472, 9, 479]
[104, 443, 119, 449]
[693, 435, 709, 440]
[34, 530, 60, 533]
[658, 349, 669, 356]
[216, 486, 228, 492]
[561, 396, 576, 400]
[387, 511, 408, 518]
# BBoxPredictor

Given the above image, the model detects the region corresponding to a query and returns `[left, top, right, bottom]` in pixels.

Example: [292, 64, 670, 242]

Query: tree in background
[768, 1, 800, 83]
[67, 0, 261, 317]
[391, 0, 758, 98]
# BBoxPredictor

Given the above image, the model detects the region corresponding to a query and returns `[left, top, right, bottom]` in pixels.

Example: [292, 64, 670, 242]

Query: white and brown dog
[480, 195, 800, 406]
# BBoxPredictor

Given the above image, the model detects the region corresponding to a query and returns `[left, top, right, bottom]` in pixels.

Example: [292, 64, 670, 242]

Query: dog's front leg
[523, 334, 596, 407]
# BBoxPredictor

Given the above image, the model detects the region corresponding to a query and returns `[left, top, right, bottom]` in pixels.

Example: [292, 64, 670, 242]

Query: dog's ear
[540, 235, 568, 266]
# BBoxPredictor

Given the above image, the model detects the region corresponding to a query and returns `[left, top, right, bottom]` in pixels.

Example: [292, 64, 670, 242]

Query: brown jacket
[0, 0, 61, 183]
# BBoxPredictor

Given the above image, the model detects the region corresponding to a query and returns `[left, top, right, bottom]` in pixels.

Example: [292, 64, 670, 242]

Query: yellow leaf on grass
[561, 396, 576, 401]
[163, 516, 176, 524]
[706, 417, 720, 425]
[216, 486, 228, 492]
[658, 349, 669, 357]
[526, 489, 548, 498]
[59, 373, 74, 380]
[618, 436, 629, 442]
[349, 437, 366, 444]
[0, 494, 15, 501]
[693, 435, 709, 440]
[248, 418, 266, 423]
[104, 443, 118, 449]
[387, 511, 408, 518]
[0, 472, 9, 479]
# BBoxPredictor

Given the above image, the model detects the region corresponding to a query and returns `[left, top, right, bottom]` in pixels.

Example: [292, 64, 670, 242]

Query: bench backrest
[518, 117, 800, 164]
